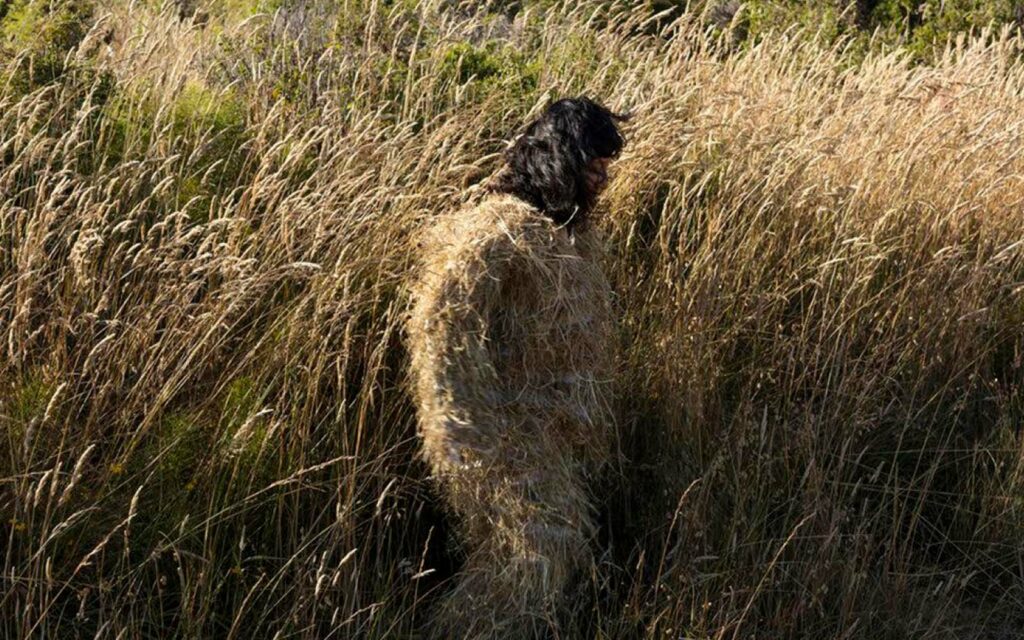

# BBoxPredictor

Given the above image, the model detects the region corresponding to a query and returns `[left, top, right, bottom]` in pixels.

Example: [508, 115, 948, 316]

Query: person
[405, 96, 629, 639]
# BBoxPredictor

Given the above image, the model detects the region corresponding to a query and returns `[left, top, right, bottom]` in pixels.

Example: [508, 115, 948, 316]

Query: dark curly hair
[491, 96, 630, 228]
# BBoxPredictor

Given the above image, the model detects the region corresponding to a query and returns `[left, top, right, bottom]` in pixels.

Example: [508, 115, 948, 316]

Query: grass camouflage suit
[405, 97, 628, 638]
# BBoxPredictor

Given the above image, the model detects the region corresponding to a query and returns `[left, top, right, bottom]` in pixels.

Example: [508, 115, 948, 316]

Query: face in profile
[585, 156, 613, 198]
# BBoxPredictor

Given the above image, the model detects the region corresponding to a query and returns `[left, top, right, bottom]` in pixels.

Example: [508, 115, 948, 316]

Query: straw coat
[405, 191, 617, 637]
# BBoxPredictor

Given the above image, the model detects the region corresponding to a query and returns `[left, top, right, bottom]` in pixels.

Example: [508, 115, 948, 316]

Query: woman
[405, 96, 629, 638]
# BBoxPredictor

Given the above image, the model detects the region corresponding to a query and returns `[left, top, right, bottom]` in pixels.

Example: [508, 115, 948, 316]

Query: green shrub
[738, 0, 1023, 63]
[438, 40, 540, 99]
[900, 0, 1022, 61]
[170, 80, 250, 217]
[0, 0, 94, 92]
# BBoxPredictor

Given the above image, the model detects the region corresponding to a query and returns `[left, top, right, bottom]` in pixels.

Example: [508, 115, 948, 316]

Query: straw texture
[405, 192, 617, 638]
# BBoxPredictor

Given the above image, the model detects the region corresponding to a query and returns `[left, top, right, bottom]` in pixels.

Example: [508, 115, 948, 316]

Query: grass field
[3, 1, 1024, 637]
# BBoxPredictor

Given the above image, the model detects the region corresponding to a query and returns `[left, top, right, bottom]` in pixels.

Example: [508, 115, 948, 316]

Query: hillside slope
[3, 1, 1024, 637]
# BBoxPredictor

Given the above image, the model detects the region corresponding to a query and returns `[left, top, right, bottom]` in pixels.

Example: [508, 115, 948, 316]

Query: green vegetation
[0, 0, 95, 90]
[438, 39, 541, 103]
[4, 373, 53, 454]
[736, 0, 1024, 62]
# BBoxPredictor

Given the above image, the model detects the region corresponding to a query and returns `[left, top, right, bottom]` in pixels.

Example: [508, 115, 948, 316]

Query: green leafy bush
[736, 0, 1023, 62]
[0, 0, 94, 91]
[439, 40, 540, 93]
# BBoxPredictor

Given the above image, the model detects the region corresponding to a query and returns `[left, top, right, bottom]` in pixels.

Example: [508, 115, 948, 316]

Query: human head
[493, 96, 630, 229]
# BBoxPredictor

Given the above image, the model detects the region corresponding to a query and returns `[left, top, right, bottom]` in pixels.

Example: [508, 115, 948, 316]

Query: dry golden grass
[3, 1, 1024, 637]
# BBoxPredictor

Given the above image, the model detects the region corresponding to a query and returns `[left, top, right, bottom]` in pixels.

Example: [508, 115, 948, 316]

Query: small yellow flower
[110, 463, 124, 476]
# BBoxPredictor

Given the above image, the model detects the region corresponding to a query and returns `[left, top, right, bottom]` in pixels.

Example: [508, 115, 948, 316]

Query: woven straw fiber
[405, 191, 617, 638]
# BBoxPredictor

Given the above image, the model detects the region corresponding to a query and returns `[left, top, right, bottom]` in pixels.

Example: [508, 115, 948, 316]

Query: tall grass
[2, 1, 1024, 637]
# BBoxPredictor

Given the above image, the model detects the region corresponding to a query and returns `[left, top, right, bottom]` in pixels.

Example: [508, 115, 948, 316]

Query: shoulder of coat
[427, 192, 558, 254]
[469, 192, 550, 232]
